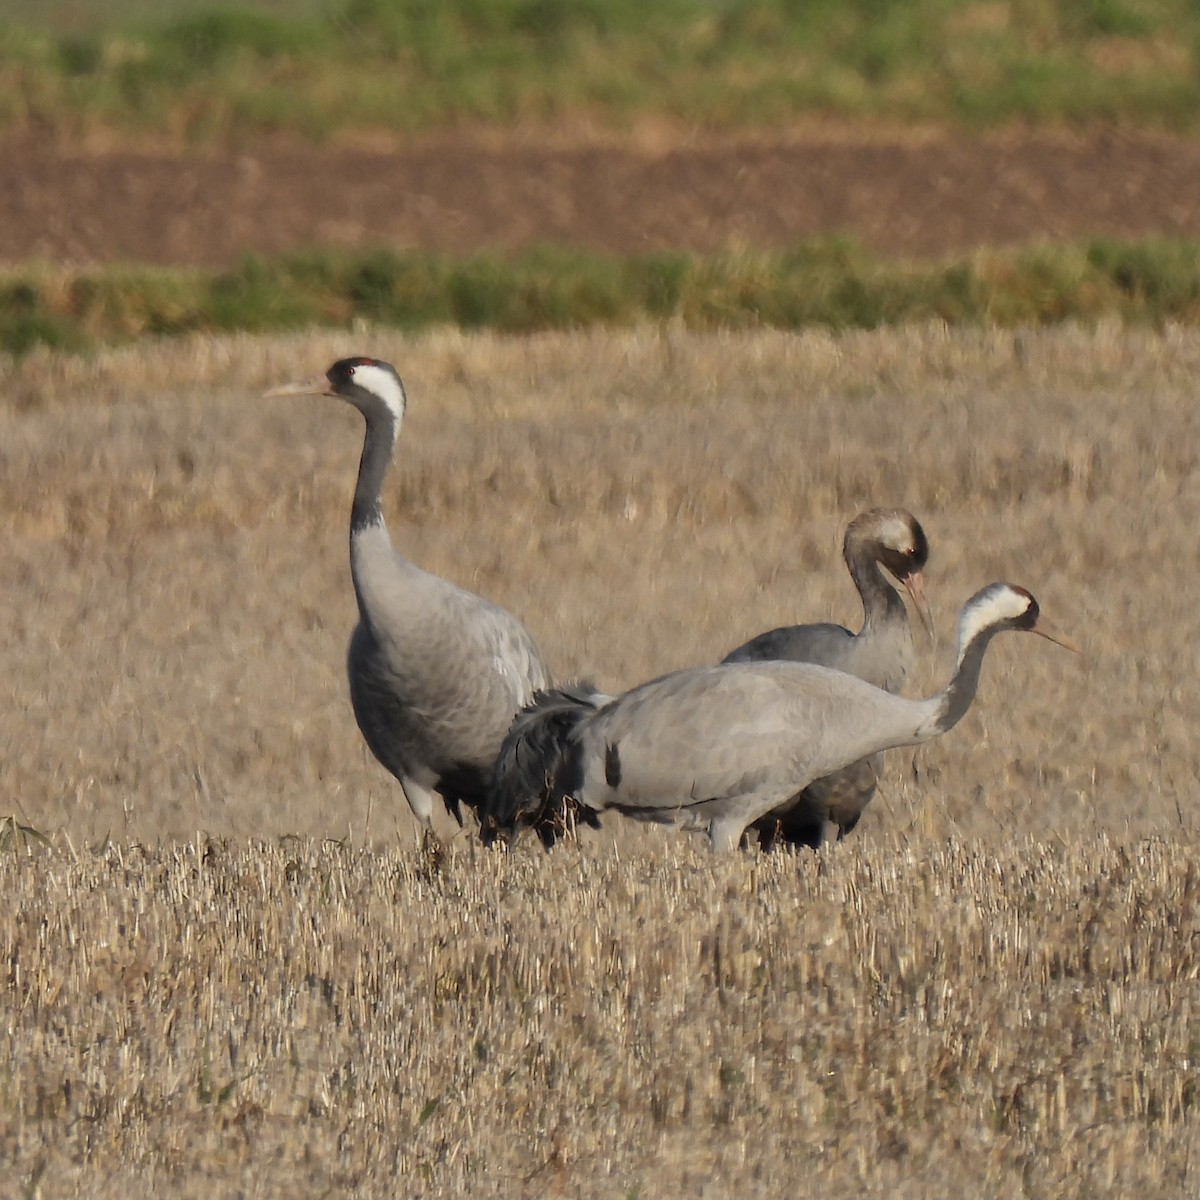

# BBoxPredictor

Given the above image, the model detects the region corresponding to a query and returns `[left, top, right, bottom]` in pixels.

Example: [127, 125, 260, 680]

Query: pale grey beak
[902, 570, 936, 643]
[263, 376, 335, 399]
[1032, 616, 1083, 655]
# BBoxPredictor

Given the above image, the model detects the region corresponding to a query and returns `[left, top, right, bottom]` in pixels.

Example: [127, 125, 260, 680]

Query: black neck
[351, 409, 398, 534]
[934, 626, 999, 735]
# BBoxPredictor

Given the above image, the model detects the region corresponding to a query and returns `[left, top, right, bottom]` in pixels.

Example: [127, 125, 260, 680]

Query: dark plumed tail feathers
[483, 682, 610, 848]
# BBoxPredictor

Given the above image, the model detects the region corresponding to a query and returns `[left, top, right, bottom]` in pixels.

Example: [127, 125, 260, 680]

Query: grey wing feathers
[723, 622, 855, 667]
[581, 665, 828, 815]
[348, 569, 552, 821]
[723, 621, 898, 849]
[484, 682, 611, 846]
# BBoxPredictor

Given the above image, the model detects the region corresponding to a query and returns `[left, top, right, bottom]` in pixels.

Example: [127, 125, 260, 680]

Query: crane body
[267, 357, 551, 829]
[489, 584, 1078, 851]
[722, 508, 932, 847]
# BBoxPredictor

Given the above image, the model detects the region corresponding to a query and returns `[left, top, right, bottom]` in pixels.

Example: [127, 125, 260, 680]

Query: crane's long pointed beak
[1032, 617, 1083, 655]
[262, 376, 334, 399]
[902, 570, 936, 643]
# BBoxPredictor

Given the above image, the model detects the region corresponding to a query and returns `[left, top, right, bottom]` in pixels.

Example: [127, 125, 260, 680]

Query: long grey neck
[848, 549, 906, 635]
[351, 410, 398, 535]
[926, 627, 1000, 737]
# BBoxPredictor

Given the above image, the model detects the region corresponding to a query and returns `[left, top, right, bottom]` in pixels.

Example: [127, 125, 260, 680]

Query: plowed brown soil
[4, 126, 1200, 267]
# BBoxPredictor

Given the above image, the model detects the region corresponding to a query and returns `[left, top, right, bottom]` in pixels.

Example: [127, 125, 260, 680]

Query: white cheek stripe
[957, 586, 1028, 657]
[353, 362, 406, 421]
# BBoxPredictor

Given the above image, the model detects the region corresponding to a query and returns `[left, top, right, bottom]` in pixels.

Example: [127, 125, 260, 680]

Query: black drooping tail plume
[482, 682, 610, 847]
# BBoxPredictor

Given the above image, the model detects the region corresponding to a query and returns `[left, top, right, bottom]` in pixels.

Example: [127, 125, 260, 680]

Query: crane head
[958, 583, 1082, 656]
[264, 356, 407, 425]
[851, 508, 934, 640]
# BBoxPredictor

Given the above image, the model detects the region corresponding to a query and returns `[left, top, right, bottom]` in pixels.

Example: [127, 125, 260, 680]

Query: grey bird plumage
[488, 583, 1078, 851]
[721, 508, 933, 849]
[267, 356, 551, 831]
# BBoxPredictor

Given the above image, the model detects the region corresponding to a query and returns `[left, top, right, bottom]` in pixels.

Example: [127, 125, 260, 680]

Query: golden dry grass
[2, 323, 1200, 1195]
[4, 835, 1200, 1197]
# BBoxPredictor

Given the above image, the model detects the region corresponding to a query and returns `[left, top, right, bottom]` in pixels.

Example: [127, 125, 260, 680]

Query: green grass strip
[3, 237, 1199, 356]
[1, 0, 1199, 139]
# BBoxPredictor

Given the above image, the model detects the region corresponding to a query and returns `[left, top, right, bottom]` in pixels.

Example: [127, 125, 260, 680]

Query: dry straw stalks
[2, 322, 1200, 1194]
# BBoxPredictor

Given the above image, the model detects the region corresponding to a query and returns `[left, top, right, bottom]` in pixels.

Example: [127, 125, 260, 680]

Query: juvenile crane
[267, 356, 551, 831]
[488, 583, 1077, 851]
[722, 507, 933, 849]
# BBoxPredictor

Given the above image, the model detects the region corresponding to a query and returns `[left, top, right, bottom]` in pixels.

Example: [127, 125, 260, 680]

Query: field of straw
[3, 323, 1200, 1196]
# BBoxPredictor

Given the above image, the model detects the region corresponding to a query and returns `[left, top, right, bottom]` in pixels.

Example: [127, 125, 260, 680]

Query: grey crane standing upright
[487, 583, 1078, 851]
[267, 356, 552, 833]
[721, 507, 933, 849]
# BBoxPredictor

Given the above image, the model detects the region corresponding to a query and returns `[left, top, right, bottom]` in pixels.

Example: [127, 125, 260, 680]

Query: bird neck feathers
[351, 409, 399, 534]
[852, 557, 907, 633]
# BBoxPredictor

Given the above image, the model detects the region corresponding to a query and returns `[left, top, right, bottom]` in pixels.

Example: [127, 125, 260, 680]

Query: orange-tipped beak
[262, 376, 335, 399]
[902, 570, 935, 642]
[1032, 616, 1083, 655]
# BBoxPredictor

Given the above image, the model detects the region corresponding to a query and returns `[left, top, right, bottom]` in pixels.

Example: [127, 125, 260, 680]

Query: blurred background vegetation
[2, 0, 1199, 352]
[4, 237, 1199, 355]
[4, 0, 1199, 139]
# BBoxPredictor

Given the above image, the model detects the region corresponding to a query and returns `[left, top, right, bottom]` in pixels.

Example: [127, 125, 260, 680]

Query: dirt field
[3, 323, 1200, 1196]
[4, 126, 1200, 267]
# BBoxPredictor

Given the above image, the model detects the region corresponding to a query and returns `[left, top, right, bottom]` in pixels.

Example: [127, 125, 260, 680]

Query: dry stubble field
[3, 323, 1200, 1196]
